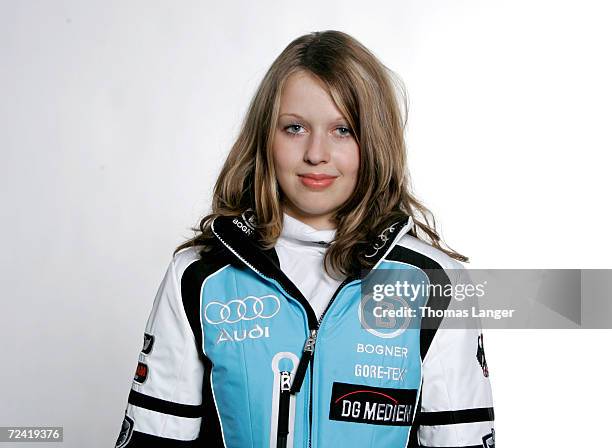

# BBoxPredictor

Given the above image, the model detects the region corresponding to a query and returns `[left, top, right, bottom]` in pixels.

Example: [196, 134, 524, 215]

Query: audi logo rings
[204, 294, 281, 324]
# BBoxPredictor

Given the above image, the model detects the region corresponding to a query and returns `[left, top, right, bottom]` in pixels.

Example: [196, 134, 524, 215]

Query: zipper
[288, 276, 353, 394]
[288, 275, 356, 448]
[277, 370, 291, 448]
[307, 354, 314, 448]
[291, 218, 414, 447]
[289, 214, 414, 396]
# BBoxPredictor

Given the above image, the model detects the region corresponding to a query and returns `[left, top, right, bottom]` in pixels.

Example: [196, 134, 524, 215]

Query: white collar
[277, 212, 336, 250]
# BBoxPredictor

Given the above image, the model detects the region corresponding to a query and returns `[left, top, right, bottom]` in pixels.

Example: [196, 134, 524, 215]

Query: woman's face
[271, 71, 360, 229]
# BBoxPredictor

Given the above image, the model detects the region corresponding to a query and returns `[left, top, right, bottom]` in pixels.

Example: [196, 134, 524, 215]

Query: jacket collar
[210, 209, 413, 329]
[210, 208, 413, 284]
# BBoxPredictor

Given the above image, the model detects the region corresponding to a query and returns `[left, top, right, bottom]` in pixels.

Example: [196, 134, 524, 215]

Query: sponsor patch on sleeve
[477, 333, 489, 377]
[134, 361, 148, 384]
[482, 428, 495, 447]
[115, 414, 134, 448]
[141, 333, 154, 355]
[328, 381, 417, 426]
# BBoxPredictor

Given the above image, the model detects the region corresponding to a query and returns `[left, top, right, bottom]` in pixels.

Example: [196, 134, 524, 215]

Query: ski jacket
[115, 211, 495, 448]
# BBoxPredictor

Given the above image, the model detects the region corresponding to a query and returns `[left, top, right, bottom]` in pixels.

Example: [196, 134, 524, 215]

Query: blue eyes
[285, 124, 304, 135]
[283, 124, 353, 138]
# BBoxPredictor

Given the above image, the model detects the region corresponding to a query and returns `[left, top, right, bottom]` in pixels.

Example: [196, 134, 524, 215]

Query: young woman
[116, 30, 494, 448]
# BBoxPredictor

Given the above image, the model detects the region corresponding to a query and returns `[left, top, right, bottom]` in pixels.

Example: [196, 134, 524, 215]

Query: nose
[303, 132, 330, 165]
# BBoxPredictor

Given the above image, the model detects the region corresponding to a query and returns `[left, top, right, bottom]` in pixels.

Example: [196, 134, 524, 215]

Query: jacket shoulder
[394, 234, 466, 272]
[171, 245, 205, 278]
[171, 243, 235, 283]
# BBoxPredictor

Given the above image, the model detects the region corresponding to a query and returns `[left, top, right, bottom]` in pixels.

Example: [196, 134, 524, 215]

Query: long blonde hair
[175, 30, 468, 277]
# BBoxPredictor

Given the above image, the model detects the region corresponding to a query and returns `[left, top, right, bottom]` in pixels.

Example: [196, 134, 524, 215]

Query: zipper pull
[277, 371, 291, 448]
[289, 329, 317, 394]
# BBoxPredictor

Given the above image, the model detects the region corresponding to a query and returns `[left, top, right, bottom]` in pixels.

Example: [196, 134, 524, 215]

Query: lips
[298, 173, 338, 189]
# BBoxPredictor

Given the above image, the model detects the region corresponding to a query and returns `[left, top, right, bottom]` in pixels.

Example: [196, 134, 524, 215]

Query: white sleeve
[115, 256, 205, 447]
[415, 266, 495, 448]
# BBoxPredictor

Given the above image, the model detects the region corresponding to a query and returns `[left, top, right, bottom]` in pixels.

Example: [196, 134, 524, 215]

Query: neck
[282, 207, 336, 230]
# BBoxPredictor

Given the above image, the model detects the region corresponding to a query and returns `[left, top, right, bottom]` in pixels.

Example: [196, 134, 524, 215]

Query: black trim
[180, 256, 230, 446]
[406, 381, 423, 448]
[417, 407, 495, 426]
[385, 245, 452, 361]
[127, 390, 204, 418]
[123, 430, 200, 447]
[181, 257, 232, 356]
[408, 402, 492, 448]
[200, 354, 225, 446]
[265, 245, 281, 268]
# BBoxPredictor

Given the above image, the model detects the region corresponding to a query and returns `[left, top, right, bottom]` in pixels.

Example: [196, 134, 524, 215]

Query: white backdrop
[1, 1, 610, 446]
